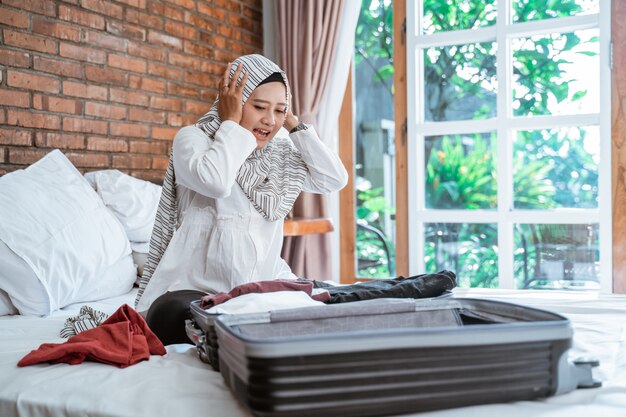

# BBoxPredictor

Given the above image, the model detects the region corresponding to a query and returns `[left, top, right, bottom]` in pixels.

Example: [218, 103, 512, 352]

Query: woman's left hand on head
[218, 63, 249, 124]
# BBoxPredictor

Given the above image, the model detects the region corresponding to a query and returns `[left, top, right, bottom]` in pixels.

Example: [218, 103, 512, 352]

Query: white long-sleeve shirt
[136, 121, 347, 311]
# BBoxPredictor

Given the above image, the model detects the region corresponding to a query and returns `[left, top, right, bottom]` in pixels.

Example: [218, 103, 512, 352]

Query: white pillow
[0, 150, 136, 316]
[0, 288, 18, 316]
[84, 170, 161, 245]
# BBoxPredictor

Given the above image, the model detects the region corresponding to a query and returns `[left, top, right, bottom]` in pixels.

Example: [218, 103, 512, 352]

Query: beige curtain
[278, 0, 347, 280]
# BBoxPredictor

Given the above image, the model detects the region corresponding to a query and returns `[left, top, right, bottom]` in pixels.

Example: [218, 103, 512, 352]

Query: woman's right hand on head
[217, 63, 249, 124]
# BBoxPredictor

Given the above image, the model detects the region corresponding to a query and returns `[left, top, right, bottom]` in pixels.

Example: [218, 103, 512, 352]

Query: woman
[135, 54, 348, 344]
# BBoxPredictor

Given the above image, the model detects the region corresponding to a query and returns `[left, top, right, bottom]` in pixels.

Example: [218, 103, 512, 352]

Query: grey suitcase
[209, 297, 600, 417]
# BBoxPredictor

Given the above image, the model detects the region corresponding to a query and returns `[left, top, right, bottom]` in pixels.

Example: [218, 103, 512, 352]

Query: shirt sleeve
[289, 126, 349, 194]
[172, 122, 257, 198]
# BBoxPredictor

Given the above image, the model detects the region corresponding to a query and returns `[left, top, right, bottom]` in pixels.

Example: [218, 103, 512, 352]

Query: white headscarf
[135, 55, 307, 308]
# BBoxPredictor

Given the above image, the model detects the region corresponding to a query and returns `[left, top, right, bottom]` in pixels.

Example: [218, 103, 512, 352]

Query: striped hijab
[135, 55, 307, 308]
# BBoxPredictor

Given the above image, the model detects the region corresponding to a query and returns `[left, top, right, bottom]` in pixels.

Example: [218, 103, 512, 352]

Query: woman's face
[240, 82, 287, 149]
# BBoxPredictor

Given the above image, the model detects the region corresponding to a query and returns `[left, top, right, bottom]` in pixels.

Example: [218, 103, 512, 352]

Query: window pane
[513, 126, 599, 209]
[423, 0, 497, 34]
[424, 42, 497, 122]
[425, 132, 497, 209]
[425, 222, 498, 288]
[355, 0, 395, 279]
[512, 0, 599, 23]
[512, 29, 599, 117]
[514, 223, 600, 290]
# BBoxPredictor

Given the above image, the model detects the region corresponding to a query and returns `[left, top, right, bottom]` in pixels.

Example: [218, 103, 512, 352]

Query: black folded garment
[305, 270, 456, 304]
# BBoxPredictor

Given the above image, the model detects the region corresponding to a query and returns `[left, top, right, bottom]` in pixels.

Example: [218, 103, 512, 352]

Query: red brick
[167, 113, 197, 127]
[230, 42, 257, 56]
[8, 71, 60, 93]
[7, 110, 61, 130]
[228, 14, 256, 33]
[65, 152, 110, 168]
[0, 89, 30, 108]
[147, 63, 182, 80]
[35, 132, 85, 149]
[60, 42, 106, 64]
[184, 40, 214, 59]
[32, 17, 82, 42]
[108, 54, 146, 74]
[199, 88, 217, 103]
[216, 24, 241, 41]
[197, 3, 226, 19]
[63, 81, 108, 100]
[152, 156, 169, 170]
[85, 102, 127, 120]
[80, 0, 124, 20]
[129, 140, 168, 154]
[0, 7, 29, 28]
[1, 0, 56, 17]
[8, 148, 50, 165]
[0, 49, 30, 68]
[184, 70, 213, 88]
[83, 30, 126, 52]
[128, 75, 165, 93]
[167, 82, 201, 99]
[116, 0, 146, 8]
[152, 127, 179, 141]
[168, 52, 202, 70]
[0, 128, 32, 146]
[58, 5, 105, 29]
[128, 41, 165, 62]
[215, 0, 241, 12]
[129, 108, 166, 124]
[86, 65, 129, 87]
[110, 122, 149, 138]
[33, 95, 82, 114]
[87, 136, 128, 152]
[109, 88, 149, 106]
[243, 5, 262, 20]
[112, 154, 151, 169]
[147, 30, 183, 50]
[241, 31, 263, 49]
[63, 117, 108, 134]
[184, 12, 214, 32]
[200, 61, 223, 76]
[3, 30, 57, 54]
[132, 170, 166, 183]
[125, 10, 163, 30]
[151, 2, 184, 21]
[106, 21, 146, 41]
[166, 0, 195, 10]
[149, 96, 183, 112]
[165, 20, 197, 41]
[185, 100, 211, 115]
[34, 56, 83, 79]
[213, 49, 238, 64]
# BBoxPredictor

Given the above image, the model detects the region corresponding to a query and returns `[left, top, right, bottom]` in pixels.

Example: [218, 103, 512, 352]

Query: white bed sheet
[0, 288, 625, 417]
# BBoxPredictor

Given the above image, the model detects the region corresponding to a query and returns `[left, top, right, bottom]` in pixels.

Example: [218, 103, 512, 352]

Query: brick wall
[0, 0, 262, 182]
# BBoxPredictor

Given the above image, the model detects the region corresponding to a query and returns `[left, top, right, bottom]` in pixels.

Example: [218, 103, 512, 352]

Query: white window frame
[406, 0, 612, 291]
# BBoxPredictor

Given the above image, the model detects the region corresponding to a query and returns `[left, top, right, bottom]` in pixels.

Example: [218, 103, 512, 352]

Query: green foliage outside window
[355, 0, 598, 284]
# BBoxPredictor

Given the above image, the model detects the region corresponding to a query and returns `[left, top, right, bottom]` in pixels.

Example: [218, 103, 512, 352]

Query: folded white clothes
[206, 291, 327, 315]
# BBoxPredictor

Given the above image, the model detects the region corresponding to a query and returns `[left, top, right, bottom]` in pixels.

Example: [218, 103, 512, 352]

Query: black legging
[145, 289, 207, 346]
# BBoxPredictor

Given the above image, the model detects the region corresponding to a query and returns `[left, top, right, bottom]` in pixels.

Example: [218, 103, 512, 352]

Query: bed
[1, 151, 625, 417]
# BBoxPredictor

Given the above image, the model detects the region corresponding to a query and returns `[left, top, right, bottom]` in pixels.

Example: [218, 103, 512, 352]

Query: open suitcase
[192, 297, 600, 417]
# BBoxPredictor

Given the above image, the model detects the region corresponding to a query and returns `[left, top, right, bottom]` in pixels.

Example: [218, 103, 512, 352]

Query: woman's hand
[217, 63, 249, 124]
[284, 92, 299, 131]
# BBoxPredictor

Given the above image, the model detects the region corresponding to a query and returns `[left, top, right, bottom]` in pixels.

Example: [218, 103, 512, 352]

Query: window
[353, 0, 397, 279]
[406, 0, 611, 290]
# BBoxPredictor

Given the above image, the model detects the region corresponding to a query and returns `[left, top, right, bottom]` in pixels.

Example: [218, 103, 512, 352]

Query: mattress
[0, 288, 625, 417]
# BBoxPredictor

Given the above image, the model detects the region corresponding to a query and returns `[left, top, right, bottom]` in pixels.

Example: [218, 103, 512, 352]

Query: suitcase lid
[214, 297, 572, 358]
